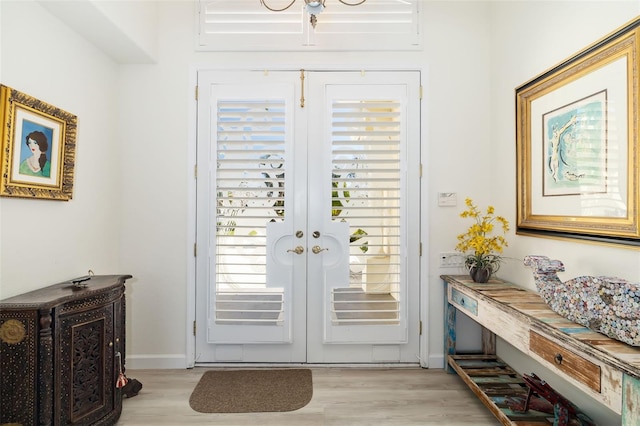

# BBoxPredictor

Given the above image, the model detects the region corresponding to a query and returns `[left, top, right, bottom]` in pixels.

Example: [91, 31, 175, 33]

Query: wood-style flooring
[117, 367, 499, 425]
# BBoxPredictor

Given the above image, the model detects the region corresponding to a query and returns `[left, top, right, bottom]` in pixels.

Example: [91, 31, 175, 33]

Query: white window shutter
[197, 0, 420, 51]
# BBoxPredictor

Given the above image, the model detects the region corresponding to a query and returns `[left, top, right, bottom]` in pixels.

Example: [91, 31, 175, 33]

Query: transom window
[197, 0, 421, 51]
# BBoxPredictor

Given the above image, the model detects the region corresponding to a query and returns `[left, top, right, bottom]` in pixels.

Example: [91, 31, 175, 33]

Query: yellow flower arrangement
[455, 198, 509, 277]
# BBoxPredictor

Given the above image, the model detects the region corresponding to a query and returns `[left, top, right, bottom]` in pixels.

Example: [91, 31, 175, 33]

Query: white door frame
[185, 65, 430, 368]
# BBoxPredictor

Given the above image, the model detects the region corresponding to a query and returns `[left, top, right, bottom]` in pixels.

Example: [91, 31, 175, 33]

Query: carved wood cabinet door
[56, 296, 122, 425]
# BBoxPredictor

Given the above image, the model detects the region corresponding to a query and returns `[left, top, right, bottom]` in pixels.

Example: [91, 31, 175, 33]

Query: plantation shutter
[209, 82, 296, 344]
[330, 99, 402, 326]
[197, 0, 420, 51]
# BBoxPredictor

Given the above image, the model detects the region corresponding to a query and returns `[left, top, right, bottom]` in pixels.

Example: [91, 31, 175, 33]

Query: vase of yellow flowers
[455, 198, 509, 283]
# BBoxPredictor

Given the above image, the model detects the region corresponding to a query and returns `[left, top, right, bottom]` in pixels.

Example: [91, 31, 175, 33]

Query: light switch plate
[439, 252, 464, 268]
[438, 192, 457, 207]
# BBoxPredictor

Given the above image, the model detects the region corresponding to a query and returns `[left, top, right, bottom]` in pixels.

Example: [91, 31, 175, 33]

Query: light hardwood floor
[117, 368, 499, 425]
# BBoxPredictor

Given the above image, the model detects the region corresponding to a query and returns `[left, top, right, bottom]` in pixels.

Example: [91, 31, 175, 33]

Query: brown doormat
[188, 369, 313, 413]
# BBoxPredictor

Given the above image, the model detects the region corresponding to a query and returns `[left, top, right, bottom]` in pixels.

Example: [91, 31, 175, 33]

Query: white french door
[195, 69, 421, 364]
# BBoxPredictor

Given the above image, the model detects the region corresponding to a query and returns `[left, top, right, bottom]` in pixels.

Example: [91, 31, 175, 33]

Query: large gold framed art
[0, 85, 77, 200]
[516, 17, 640, 247]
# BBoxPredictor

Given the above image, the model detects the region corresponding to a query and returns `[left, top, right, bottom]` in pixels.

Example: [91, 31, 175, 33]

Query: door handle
[287, 246, 305, 255]
[311, 245, 328, 254]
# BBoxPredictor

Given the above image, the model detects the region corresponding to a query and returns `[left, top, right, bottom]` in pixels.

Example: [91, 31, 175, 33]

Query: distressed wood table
[442, 274, 640, 426]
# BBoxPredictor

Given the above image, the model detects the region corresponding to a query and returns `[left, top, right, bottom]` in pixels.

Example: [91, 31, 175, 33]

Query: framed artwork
[0, 85, 77, 200]
[516, 17, 640, 246]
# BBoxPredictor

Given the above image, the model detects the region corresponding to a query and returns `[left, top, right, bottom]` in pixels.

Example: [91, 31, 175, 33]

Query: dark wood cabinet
[0, 275, 132, 426]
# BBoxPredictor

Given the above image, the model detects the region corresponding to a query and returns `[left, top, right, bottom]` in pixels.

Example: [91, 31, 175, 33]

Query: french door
[195, 69, 421, 364]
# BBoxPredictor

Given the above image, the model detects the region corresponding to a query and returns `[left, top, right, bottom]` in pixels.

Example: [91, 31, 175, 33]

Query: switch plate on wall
[439, 252, 464, 268]
[438, 192, 457, 206]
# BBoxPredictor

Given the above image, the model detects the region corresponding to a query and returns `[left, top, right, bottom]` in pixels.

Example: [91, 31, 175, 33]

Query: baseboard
[125, 354, 445, 370]
[194, 362, 420, 368]
[126, 354, 188, 369]
[428, 353, 445, 369]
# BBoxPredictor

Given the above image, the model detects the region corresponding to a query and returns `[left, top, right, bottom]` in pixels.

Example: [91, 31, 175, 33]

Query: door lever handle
[287, 246, 304, 255]
[312, 245, 328, 254]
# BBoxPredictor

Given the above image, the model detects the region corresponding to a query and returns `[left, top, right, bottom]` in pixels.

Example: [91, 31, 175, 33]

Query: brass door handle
[287, 246, 304, 255]
[312, 245, 328, 254]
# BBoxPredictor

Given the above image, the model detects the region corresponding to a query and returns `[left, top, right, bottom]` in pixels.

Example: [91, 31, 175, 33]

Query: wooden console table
[0, 275, 133, 426]
[442, 274, 640, 426]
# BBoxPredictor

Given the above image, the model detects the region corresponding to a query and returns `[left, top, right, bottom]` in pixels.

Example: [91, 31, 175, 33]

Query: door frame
[186, 65, 430, 368]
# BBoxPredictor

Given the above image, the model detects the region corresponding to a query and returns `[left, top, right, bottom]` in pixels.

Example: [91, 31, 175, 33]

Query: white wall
[114, 0, 493, 368]
[424, 1, 493, 357]
[488, 2, 640, 424]
[0, 0, 493, 364]
[490, 3, 640, 290]
[2, 1, 639, 423]
[0, 1, 122, 297]
[37, 0, 158, 63]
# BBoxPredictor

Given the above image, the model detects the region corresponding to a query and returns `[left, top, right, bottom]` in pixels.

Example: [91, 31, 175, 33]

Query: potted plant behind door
[455, 198, 509, 283]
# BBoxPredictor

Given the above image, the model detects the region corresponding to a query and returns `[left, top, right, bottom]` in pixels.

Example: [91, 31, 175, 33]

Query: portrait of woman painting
[17, 122, 55, 180]
[0, 85, 77, 200]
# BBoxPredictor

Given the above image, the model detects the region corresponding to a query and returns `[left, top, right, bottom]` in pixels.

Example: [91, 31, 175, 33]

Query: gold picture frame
[516, 17, 640, 247]
[0, 85, 77, 200]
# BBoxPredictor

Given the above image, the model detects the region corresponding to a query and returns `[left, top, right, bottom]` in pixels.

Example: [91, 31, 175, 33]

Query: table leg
[444, 282, 456, 373]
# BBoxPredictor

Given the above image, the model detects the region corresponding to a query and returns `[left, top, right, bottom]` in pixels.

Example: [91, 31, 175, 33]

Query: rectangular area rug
[189, 369, 313, 413]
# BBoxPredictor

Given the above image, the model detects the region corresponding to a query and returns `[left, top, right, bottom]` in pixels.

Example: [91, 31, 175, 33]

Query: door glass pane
[215, 99, 286, 327]
[331, 100, 401, 326]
